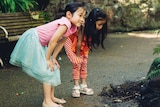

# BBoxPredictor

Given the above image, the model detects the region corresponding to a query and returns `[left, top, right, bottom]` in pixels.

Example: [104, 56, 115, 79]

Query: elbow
[48, 39, 57, 46]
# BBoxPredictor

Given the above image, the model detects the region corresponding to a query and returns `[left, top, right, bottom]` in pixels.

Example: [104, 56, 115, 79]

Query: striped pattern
[64, 37, 88, 79]
[64, 37, 80, 64]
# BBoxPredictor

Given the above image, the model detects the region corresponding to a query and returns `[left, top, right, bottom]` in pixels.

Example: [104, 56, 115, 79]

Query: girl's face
[96, 19, 106, 30]
[68, 7, 86, 27]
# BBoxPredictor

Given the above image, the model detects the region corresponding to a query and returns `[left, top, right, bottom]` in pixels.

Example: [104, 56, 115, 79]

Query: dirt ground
[0, 30, 160, 107]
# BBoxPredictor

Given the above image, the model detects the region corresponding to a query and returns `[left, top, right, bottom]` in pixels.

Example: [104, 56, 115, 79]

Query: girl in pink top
[10, 2, 86, 107]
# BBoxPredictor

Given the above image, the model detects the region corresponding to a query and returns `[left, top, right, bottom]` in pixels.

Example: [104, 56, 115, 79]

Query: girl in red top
[64, 8, 108, 97]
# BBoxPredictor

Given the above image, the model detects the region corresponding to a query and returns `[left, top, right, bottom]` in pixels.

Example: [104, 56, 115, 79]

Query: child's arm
[52, 36, 68, 67]
[64, 38, 82, 64]
[46, 25, 67, 70]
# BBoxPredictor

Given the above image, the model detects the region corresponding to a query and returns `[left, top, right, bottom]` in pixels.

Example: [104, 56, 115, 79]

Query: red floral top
[64, 31, 91, 63]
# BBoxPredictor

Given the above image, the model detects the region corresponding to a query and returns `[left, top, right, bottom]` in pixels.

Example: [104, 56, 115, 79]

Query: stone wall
[45, 0, 160, 32]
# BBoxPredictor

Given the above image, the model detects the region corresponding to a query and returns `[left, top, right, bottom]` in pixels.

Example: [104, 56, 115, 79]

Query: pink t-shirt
[36, 17, 77, 46]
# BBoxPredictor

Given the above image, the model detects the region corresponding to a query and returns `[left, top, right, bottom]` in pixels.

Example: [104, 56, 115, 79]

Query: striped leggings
[71, 55, 88, 80]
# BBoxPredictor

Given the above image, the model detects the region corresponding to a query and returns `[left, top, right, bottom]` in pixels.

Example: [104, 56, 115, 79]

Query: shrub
[0, 0, 38, 13]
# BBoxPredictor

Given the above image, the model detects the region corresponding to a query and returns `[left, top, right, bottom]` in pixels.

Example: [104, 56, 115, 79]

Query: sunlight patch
[128, 31, 160, 38]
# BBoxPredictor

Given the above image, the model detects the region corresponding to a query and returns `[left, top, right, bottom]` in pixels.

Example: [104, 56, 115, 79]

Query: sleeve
[58, 17, 71, 29]
[64, 38, 78, 64]
[57, 17, 77, 37]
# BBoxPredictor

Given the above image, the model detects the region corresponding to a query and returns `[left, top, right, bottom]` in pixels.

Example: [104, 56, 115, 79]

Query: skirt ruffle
[10, 28, 61, 86]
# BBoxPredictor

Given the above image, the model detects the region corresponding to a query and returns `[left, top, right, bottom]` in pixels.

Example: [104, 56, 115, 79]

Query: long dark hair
[55, 2, 86, 19]
[84, 8, 108, 49]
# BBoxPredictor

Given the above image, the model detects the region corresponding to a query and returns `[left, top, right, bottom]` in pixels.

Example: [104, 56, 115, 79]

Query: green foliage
[40, 11, 52, 22]
[153, 44, 160, 55]
[146, 69, 160, 80]
[0, 0, 38, 13]
[0, 0, 15, 12]
[15, 0, 38, 12]
[150, 48, 160, 80]
[146, 57, 160, 80]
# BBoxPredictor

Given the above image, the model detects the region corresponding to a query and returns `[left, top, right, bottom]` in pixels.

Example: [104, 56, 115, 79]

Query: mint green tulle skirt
[10, 28, 61, 86]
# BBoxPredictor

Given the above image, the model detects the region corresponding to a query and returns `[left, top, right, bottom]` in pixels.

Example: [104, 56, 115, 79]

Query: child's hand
[52, 59, 60, 69]
[74, 56, 82, 64]
[47, 60, 54, 71]
[47, 59, 60, 71]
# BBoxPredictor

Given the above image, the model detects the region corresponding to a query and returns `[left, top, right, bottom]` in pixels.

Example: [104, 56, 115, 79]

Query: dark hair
[84, 8, 108, 49]
[55, 2, 86, 19]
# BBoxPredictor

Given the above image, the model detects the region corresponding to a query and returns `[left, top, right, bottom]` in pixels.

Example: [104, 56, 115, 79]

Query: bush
[0, 0, 38, 13]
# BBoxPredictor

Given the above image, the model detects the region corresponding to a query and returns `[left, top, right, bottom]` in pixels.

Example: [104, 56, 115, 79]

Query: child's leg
[72, 63, 81, 82]
[80, 56, 88, 84]
[42, 83, 62, 107]
[43, 83, 53, 103]
[72, 63, 81, 97]
[51, 87, 66, 104]
[74, 79, 79, 86]
[81, 78, 87, 85]
[80, 56, 94, 95]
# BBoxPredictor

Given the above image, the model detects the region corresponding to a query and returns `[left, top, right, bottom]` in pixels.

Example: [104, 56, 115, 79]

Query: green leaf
[0, 0, 38, 12]
[146, 69, 160, 80]
[153, 44, 160, 55]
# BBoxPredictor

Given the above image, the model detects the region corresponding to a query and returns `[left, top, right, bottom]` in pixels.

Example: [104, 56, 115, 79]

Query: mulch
[99, 80, 160, 107]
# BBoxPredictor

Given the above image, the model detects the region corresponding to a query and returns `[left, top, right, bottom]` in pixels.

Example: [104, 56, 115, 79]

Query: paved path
[0, 31, 159, 107]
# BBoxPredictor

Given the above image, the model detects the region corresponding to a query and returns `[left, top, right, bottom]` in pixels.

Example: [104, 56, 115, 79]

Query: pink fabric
[64, 36, 88, 80]
[72, 55, 88, 80]
[64, 32, 89, 64]
[64, 38, 80, 64]
[36, 17, 77, 46]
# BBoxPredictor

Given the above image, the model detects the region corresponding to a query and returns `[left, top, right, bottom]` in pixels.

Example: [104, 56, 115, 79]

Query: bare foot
[42, 101, 63, 107]
[52, 97, 66, 104]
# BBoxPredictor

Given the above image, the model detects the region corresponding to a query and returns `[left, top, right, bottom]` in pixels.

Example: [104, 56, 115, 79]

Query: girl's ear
[66, 11, 72, 19]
